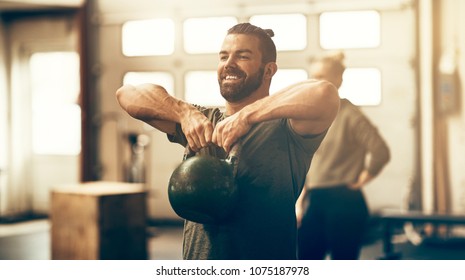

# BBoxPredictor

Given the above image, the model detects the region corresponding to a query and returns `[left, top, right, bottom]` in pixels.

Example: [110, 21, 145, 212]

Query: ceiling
[0, 0, 83, 12]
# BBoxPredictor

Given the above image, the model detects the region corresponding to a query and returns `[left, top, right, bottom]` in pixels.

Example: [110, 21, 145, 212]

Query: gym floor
[1, 219, 465, 260]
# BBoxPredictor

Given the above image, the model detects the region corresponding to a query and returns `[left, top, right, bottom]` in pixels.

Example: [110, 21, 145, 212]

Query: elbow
[380, 137, 391, 165]
[384, 145, 391, 164]
[115, 84, 142, 119]
[316, 80, 340, 122]
[377, 145, 391, 171]
[115, 85, 131, 110]
[324, 81, 340, 111]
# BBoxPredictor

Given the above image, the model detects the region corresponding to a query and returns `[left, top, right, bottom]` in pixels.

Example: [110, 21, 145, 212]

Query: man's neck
[225, 90, 269, 116]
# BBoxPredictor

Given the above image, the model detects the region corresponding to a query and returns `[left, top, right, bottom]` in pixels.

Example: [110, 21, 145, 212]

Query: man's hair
[227, 22, 277, 63]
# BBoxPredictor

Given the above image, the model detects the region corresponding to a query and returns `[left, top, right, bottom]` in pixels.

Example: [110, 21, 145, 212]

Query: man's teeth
[225, 75, 239, 80]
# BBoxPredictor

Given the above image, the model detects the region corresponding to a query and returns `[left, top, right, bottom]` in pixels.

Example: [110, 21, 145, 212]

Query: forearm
[239, 80, 339, 136]
[296, 185, 308, 208]
[366, 142, 391, 176]
[212, 79, 339, 152]
[116, 83, 214, 150]
[355, 116, 391, 176]
[295, 185, 308, 227]
[116, 83, 198, 136]
[116, 84, 190, 125]
[352, 170, 374, 188]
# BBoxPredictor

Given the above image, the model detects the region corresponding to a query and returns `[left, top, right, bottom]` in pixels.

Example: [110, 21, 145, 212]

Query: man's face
[217, 34, 265, 102]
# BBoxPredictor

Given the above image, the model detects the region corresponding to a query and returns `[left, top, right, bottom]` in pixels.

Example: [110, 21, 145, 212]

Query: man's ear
[264, 62, 278, 79]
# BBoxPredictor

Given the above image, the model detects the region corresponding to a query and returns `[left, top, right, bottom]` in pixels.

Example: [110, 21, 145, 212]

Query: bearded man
[116, 22, 339, 260]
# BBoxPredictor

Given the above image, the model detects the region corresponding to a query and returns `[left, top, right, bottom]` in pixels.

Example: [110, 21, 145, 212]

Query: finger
[202, 123, 214, 147]
[212, 125, 223, 148]
[223, 137, 232, 154]
[185, 134, 199, 152]
[212, 129, 218, 146]
[190, 128, 205, 151]
[221, 125, 237, 154]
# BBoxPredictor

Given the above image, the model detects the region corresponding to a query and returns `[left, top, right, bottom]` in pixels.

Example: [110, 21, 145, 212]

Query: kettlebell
[168, 143, 241, 224]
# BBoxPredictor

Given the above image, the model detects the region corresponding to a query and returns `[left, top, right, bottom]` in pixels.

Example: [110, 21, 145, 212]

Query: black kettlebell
[168, 144, 240, 224]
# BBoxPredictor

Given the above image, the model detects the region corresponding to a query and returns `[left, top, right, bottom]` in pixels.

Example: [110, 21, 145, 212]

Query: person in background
[116, 23, 340, 260]
[296, 52, 390, 260]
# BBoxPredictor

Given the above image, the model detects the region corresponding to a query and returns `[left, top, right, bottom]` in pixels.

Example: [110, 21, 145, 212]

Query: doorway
[3, 13, 81, 217]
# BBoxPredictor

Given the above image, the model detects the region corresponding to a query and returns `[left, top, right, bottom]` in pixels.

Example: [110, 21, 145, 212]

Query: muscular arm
[214, 79, 340, 152]
[116, 83, 213, 151]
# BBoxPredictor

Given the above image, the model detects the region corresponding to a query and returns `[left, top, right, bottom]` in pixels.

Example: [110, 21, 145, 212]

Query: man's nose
[224, 57, 237, 68]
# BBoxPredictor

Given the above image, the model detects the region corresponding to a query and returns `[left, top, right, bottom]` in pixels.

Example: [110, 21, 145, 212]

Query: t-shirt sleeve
[284, 119, 328, 156]
[167, 122, 188, 147]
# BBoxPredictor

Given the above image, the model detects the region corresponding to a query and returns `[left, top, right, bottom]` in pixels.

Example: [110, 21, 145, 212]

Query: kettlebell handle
[183, 141, 242, 161]
[225, 142, 241, 176]
[182, 141, 242, 176]
[182, 146, 196, 161]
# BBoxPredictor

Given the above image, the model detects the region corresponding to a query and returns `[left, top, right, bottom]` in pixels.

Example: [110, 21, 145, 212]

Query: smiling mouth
[222, 74, 243, 84]
[225, 75, 239, 80]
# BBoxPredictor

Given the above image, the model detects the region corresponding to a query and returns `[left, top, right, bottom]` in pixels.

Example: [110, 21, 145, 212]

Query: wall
[0, 18, 9, 215]
[440, 0, 465, 213]
[94, 0, 419, 221]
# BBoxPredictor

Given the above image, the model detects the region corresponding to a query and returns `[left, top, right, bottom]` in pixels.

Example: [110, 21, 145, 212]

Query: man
[116, 23, 339, 260]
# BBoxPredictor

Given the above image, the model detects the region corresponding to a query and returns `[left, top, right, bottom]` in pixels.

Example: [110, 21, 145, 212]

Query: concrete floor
[0, 219, 184, 260]
[1, 219, 465, 260]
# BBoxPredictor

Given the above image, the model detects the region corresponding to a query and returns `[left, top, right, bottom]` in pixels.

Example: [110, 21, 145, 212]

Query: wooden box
[51, 181, 147, 260]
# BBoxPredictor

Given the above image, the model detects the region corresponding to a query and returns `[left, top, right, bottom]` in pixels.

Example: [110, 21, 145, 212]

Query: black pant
[298, 185, 369, 260]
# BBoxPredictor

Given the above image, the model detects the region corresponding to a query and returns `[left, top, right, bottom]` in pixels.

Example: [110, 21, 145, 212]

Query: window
[185, 71, 223, 107]
[123, 72, 175, 96]
[319, 10, 380, 49]
[184, 69, 308, 106]
[250, 14, 307, 51]
[184, 17, 238, 54]
[338, 68, 382, 106]
[270, 69, 308, 94]
[119, 12, 381, 108]
[29, 52, 81, 155]
[122, 18, 175, 56]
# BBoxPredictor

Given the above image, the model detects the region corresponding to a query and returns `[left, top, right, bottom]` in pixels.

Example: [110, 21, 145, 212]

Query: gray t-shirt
[168, 107, 326, 259]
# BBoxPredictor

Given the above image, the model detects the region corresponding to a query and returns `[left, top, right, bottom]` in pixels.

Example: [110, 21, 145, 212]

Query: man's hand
[212, 112, 251, 153]
[180, 109, 214, 152]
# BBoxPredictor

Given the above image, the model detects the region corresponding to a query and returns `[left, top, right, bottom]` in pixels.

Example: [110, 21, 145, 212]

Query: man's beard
[218, 66, 265, 102]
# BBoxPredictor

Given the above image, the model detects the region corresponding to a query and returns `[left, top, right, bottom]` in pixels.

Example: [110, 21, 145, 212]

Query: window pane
[184, 17, 238, 54]
[270, 69, 308, 94]
[338, 68, 382, 106]
[123, 72, 175, 96]
[320, 11, 380, 49]
[185, 71, 223, 107]
[250, 14, 307, 51]
[32, 105, 81, 155]
[30, 52, 81, 155]
[122, 18, 174, 56]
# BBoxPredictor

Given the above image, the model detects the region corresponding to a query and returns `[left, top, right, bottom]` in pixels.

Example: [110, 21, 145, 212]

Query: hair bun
[330, 51, 345, 62]
[264, 29, 274, 37]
